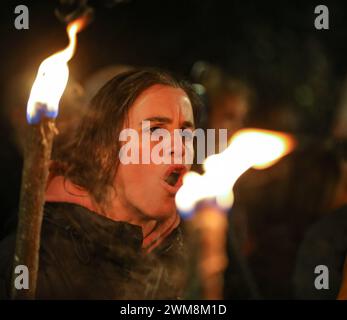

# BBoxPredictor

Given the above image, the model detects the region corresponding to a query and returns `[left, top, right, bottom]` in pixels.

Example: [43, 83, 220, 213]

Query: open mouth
[165, 171, 181, 186]
[162, 165, 187, 193]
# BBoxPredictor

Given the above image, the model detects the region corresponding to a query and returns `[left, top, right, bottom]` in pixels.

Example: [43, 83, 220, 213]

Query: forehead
[128, 84, 194, 125]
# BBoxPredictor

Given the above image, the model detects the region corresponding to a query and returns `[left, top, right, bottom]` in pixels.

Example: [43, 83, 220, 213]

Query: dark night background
[0, 0, 347, 237]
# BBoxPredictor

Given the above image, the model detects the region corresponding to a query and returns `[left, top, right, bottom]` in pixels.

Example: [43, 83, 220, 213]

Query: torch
[11, 17, 87, 300]
[176, 128, 295, 299]
[176, 128, 295, 215]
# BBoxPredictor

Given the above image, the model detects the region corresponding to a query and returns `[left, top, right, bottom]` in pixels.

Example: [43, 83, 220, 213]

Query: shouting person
[0, 68, 201, 299]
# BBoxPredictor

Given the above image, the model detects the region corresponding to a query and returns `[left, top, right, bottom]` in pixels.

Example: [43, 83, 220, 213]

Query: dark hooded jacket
[0, 202, 189, 299]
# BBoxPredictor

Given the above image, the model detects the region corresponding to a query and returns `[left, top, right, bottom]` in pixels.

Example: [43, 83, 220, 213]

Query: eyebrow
[141, 117, 194, 128]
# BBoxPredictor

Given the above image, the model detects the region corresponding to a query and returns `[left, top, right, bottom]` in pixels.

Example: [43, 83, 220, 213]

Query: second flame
[175, 128, 295, 215]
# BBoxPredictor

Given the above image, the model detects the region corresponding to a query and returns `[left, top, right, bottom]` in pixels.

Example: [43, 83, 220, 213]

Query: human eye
[150, 126, 162, 134]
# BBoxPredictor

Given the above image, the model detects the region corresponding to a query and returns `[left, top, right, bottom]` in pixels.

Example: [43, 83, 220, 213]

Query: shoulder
[294, 206, 347, 299]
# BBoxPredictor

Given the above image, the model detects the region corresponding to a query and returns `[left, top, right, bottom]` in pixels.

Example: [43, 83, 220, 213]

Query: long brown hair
[51, 68, 201, 207]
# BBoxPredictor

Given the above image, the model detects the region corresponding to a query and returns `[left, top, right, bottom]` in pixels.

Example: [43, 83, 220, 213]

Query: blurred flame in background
[26, 17, 87, 124]
[176, 128, 296, 215]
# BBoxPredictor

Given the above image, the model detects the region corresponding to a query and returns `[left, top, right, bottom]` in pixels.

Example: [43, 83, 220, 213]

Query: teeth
[165, 171, 180, 186]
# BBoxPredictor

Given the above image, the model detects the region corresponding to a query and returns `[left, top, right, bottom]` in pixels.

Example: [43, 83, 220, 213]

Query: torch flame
[175, 128, 295, 215]
[26, 18, 87, 124]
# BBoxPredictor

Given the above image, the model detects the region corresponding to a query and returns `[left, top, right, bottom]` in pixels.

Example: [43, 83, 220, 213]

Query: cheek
[118, 164, 151, 188]
[117, 164, 161, 202]
[116, 164, 176, 218]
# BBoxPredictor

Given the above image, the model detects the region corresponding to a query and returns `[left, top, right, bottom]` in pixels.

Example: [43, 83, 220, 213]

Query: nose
[168, 130, 194, 165]
[171, 130, 184, 159]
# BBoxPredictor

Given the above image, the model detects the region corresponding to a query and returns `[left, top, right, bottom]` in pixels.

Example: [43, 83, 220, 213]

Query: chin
[148, 203, 177, 220]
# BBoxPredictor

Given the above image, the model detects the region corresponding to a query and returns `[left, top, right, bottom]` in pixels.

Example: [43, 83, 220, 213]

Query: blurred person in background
[191, 61, 253, 139]
[293, 78, 347, 300]
[222, 68, 343, 299]
[184, 62, 253, 299]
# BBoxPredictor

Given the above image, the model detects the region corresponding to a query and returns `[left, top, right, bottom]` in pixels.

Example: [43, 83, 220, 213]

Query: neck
[45, 175, 179, 252]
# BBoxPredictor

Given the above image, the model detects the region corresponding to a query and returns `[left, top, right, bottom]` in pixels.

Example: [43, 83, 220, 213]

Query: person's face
[114, 84, 195, 221]
[210, 94, 248, 138]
